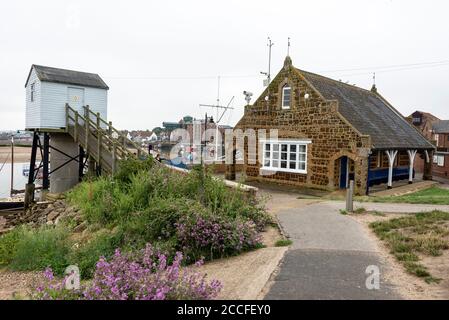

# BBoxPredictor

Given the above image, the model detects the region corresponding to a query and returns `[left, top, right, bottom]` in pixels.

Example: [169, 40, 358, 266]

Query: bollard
[24, 183, 35, 209]
[346, 180, 354, 212]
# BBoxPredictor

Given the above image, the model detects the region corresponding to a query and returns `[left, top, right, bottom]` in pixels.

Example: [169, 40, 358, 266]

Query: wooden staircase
[65, 104, 148, 174]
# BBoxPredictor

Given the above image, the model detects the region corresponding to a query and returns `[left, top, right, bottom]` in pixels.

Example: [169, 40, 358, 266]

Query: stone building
[229, 56, 435, 195]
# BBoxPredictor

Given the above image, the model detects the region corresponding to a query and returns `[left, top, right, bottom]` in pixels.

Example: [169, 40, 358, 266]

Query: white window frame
[261, 140, 310, 174]
[30, 83, 35, 102]
[437, 155, 445, 167]
[281, 85, 291, 109]
[433, 155, 438, 164]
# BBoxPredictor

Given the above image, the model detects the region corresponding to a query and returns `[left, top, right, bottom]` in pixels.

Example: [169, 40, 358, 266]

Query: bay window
[262, 140, 309, 174]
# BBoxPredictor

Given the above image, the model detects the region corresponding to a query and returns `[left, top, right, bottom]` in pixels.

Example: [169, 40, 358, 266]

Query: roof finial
[371, 72, 378, 93]
[287, 37, 290, 56]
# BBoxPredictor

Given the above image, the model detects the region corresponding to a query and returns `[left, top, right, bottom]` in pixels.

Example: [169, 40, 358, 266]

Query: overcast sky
[1, 0, 448, 131]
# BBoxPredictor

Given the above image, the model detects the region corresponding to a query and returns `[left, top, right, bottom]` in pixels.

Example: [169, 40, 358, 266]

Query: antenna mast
[261, 37, 274, 87]
[199, 77, 234, 161]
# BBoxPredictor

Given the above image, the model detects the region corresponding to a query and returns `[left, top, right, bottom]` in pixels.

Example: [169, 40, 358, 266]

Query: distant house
[432, 121, 449, 178]
[407, 111, 449, 179]
[25, 65, 109, 131]
[231, 56, 435, 195]
[406, 111, 440, 141]
[149, 132, 158, 141]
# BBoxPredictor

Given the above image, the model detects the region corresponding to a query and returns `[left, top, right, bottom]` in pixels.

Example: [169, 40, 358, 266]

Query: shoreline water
[0, 146, 41, 164]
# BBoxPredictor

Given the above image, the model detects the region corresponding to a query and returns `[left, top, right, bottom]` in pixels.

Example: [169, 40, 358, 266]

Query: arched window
[282, 84, 291, 109]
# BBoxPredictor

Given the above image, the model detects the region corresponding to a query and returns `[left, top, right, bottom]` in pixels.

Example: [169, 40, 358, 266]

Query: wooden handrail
[66, 105, 148, 160]
[65, 104, 147, 175]
[82, 105, 147, 157]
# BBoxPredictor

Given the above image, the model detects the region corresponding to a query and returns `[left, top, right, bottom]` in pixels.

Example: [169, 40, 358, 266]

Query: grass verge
[369, 210, 449, 283]
[363, 186, 449, 205]
[275, 239, 292, 247]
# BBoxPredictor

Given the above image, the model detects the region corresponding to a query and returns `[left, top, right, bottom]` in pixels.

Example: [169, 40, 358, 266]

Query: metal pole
[78, 146, 85, 182]
[10, 136, 14, 196]
[25, 131, 38, 208]
[42, 132, 50, 191]
[201, 113, 207, 165]
[346, 180, 354, 212]
[268, 37, 273, 84]
[215, 78, 219, 162]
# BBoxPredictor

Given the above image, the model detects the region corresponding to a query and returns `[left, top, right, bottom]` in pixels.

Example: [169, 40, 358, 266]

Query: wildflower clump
[33, 244, 222, 300]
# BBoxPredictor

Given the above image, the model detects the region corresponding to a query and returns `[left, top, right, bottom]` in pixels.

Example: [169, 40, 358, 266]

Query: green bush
[0, 226, 27, 266]
[68, 229, 123, 278]
[14, 159, 271, 277]
[8, 225, 71, 275]
[121, 197, 205, 247]
[66, 178, 120, 225]
[114, 157, 155, 184]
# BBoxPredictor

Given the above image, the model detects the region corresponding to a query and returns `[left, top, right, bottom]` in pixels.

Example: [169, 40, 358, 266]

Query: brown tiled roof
[297, 69, 434, 150]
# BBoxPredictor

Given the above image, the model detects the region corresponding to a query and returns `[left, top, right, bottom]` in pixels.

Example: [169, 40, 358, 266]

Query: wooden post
[112, 143, 117, 175]
[423, 150, 433, 181]
[24, 132, 39, 209]
[74, 111, 79, 143]
[84, 105, 90, 151]
[407, 149, 418, 184]
[346, 180, 354, 212]
[10, 136, 14, 196]
[385, 150, 398, 189]
[108, 121, 113, 151]
[97, 112, 102, 166]
[65, 104, 69, 133]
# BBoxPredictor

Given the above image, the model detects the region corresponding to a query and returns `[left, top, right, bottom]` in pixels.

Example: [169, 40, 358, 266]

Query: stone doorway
[337, 156, 355, 189]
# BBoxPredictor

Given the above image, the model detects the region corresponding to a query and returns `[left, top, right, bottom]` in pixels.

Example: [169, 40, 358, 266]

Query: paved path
[265, 201, 405, 300]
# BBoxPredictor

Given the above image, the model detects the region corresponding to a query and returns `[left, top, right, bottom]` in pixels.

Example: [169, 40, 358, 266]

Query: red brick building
[407, 111, 449, 179]
[229, 56, 435, 195]
[432, 121, 449, 179]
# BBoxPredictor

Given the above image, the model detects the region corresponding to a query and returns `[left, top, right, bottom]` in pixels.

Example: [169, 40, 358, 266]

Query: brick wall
[233, 60, 371, 195]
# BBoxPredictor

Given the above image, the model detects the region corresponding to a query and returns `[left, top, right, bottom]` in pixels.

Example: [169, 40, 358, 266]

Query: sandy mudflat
[0, 146, 40, 164]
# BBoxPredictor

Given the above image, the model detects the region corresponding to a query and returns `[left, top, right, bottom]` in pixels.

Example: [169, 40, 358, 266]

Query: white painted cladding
[25, 67, 108, 130]
[25, 68, 42, 129]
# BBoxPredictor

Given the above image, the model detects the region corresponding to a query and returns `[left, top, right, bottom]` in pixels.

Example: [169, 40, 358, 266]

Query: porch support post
[407, 149, 418, 184]
[385, 149, 398, 189]
[423, 150, 433, 181]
